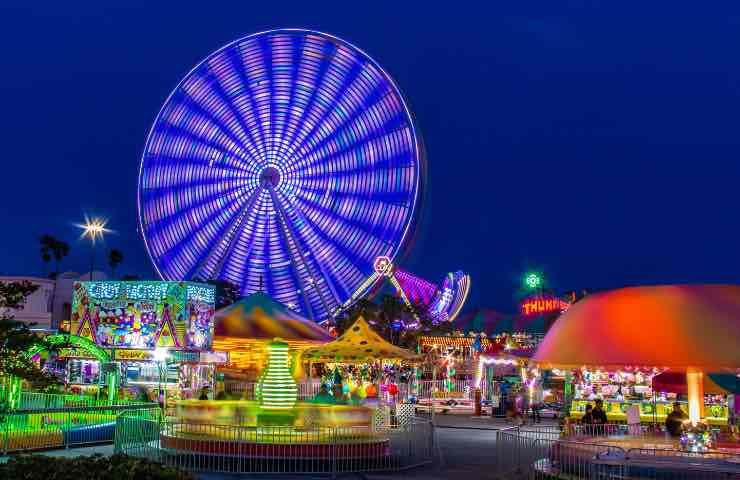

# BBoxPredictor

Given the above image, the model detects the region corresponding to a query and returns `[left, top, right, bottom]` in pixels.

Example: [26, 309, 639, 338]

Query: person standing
[591, 399, 608, 434]
[665, 402, 688, 437]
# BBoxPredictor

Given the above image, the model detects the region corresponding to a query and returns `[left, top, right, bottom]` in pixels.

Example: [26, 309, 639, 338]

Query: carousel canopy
[214, 292, 332, 342]
[301, 317, 420, 364]
[533, 285, 740, 370]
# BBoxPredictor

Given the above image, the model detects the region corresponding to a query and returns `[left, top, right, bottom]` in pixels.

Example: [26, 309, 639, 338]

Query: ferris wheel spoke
[288, 193, 395, 264]
[291, 106, 409, 175]
[162, 91, 265, 170]
[154, 116, 262, 178]
[276, 47, 364, 171]
[268, 188, 332, 319]
[273, 192, 359, 305]
[142, 179, 253, 234]
[190, 186, 265, 280]
[146, 185, 257, 278]
[203, 48, 273, 166]
[284, 80, 390, 174]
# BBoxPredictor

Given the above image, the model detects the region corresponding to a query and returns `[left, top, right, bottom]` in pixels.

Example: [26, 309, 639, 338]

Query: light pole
[78, 217, 110, 279]
[154, 347, 168, 411]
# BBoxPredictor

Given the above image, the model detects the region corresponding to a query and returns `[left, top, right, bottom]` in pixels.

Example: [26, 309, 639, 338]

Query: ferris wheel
[138, 29, 423, 323]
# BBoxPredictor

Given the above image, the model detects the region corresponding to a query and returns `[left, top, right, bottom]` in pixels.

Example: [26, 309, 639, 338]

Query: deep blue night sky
[2, 1, 740, 313]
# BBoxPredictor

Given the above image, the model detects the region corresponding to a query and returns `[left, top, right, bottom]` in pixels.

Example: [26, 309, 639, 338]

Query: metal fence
[19, 391, 152, 410]
[495, 425, 740, 479]
[1, 403, 160, 454]
[115, 411, 435, 476]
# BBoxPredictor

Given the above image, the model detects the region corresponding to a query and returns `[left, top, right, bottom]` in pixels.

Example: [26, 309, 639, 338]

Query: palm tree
[108, 249, 123, 279]
[50, 239, 70, 278]
[39, 235, 54, 276]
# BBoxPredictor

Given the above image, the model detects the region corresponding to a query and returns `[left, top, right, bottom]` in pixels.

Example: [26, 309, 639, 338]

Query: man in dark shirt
[592, 399, 608, 424]
[665, 402, 688, 436]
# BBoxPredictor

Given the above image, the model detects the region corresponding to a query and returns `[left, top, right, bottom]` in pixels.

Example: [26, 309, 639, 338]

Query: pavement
[0, 414, 553, 479]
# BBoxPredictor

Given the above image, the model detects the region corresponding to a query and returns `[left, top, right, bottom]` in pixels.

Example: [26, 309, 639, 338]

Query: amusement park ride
[137, 29, 470, 324]
[340, 256, 471, 323]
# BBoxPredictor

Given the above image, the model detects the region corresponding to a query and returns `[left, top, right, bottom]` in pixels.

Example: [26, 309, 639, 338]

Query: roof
[533, 285, 740, 370]
[214, 292, 333, 342]
[301, 317, 420, 363]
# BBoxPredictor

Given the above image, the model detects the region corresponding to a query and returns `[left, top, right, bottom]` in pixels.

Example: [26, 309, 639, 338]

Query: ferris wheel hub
[260, 166, 281, 188]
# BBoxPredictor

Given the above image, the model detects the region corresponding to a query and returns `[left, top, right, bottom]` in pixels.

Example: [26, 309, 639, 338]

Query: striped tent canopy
[533, 285, 740, 370]
[214, 292, 333, 342]
[302, 317, 420, 364]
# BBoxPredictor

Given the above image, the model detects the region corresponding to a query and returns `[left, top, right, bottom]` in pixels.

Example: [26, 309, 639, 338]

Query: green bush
[0, 453, 195, 480]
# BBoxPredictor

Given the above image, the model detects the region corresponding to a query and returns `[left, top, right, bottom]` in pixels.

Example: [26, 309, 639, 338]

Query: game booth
[531, 285, 740, 477]
[68, 281, 227, 405]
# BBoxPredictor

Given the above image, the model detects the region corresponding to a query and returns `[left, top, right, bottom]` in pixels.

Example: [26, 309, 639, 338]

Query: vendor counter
[570, 399, 728, 425]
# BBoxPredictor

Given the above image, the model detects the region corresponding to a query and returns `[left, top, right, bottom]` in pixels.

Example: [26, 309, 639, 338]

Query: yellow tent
[301, 317, 420, 364]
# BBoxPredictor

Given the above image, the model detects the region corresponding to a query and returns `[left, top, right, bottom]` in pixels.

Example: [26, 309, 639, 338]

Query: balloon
[357, 386, 367, 398]
[388, 384, 398, 396]
[342, 383, 350, 394]
[365, 384, 377, 397]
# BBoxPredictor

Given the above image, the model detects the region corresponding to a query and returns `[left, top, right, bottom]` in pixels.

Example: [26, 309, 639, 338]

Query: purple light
[138, 29, 423, 322]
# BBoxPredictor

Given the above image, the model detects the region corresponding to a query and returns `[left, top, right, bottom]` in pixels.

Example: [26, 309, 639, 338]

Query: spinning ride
[343, 256, 471, 322]
[138, 29, 423, 323]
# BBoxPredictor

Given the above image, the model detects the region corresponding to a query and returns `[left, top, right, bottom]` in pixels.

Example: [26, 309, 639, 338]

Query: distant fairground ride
[138, 29, 424, 323]
[341, 256, 471, 322]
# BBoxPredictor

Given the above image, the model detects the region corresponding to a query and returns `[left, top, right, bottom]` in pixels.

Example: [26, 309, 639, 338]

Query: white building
[0, 276, 55, 329]
[0, 271, 107, 329]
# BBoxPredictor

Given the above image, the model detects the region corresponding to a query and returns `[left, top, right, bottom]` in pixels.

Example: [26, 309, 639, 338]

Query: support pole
[687, 368, 705, 425]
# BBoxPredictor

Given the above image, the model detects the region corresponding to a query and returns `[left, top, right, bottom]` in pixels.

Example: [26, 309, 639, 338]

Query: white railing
[115, 411, 435, 475]
[494, 425, 740, 479]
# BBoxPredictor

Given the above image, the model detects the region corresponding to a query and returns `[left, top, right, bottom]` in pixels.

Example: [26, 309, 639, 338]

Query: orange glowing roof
[533, 285, 740, 370]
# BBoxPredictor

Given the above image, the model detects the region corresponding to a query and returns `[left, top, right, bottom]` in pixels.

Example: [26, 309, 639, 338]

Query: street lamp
[154, 347, 168, 411]
[77, 216, 110, 279]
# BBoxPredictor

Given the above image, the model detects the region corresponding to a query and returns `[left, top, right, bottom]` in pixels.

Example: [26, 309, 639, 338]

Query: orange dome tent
[533, 285, 740, 424]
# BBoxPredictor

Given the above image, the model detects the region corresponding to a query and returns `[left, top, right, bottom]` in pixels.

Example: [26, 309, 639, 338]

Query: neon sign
[520, 295, 569, 316]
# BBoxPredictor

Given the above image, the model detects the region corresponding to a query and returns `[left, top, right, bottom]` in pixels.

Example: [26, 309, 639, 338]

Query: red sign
[520, 295, 569, 316]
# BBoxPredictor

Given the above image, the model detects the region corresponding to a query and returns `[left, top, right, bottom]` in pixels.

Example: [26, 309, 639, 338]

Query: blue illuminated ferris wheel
[138, 29, 423, 323]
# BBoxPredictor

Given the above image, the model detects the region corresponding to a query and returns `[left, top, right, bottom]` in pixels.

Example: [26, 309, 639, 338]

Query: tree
[39, 235, 70, 279]
[108, 249, 123, 279]
[39, 235, 53, 275]
[0, 281, 60, 395]
[50, 239, 70, 278]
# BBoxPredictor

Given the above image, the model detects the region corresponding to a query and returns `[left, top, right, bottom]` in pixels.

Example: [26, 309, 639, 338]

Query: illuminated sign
[373, 256, 393, 275]
[114, 349, 155, 361]
[71, 281, 215, 351]
[57, 348, 96, 359]
[520, 295, 569, 316]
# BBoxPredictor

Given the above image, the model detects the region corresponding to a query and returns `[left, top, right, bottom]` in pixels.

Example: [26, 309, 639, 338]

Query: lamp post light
[154, 347, 169, 411]
[78, 217, 110, 279]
